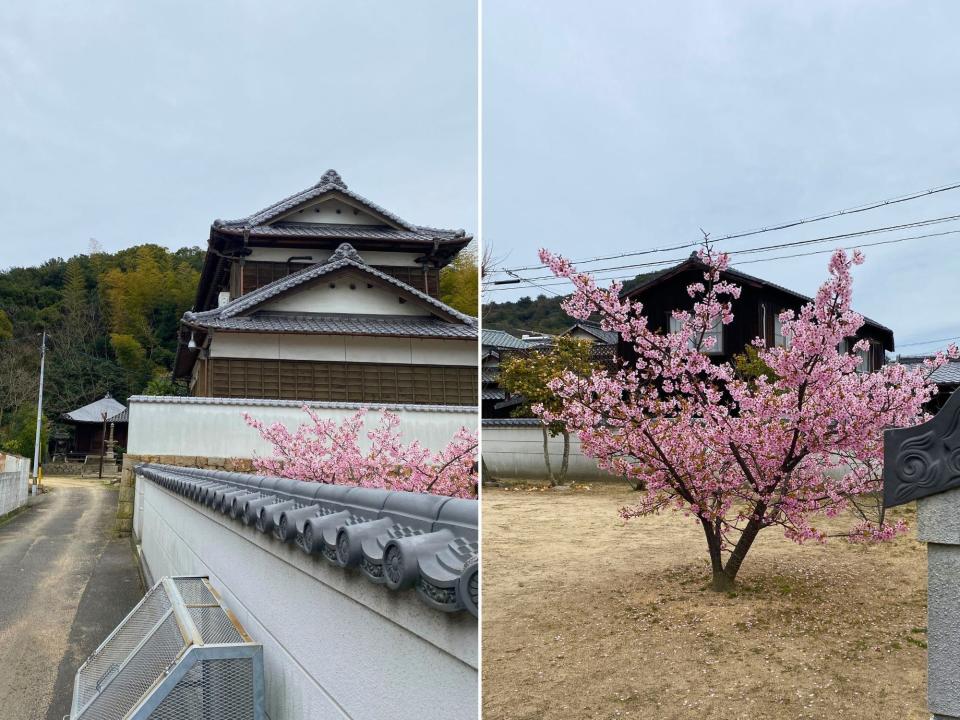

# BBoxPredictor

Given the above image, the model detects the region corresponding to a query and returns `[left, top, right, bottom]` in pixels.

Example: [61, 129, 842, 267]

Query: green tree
[499, 336, 595, 486]
[440, 247, 479, 316]
[0, 310, 12, 341]
[1, 404, 47, 464]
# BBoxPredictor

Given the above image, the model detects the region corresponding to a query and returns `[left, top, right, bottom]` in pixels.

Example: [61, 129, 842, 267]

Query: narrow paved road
[0, 477, 144, 720]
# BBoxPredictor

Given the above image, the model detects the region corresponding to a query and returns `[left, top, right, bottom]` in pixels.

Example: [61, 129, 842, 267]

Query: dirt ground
[482, 482, 928, 720]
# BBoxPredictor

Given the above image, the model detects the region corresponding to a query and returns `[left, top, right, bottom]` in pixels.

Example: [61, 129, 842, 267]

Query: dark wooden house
[618, 254, 895, 369]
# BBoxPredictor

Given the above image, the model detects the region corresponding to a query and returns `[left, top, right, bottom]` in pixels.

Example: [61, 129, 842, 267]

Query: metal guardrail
[69, 576, 265, 720]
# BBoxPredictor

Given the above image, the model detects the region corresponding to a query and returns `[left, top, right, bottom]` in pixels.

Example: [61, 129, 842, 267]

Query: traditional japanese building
[61, 393, 128, 457]
[172, 170, 478, 405]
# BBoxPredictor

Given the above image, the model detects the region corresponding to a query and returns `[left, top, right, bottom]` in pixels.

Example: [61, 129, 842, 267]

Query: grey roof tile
[481, 388, 506, 401]
[481, 417, 543, 427]
[563, 321, 618, 345]
[215, 170, 470, 244]
[184, 243, 477, 331]
[481, 329, 530, 349]
[217, 222, 463, 243]
[185, 312, 477, 339]
[135, 462, 478, 616]
[62, 394, 126, 424]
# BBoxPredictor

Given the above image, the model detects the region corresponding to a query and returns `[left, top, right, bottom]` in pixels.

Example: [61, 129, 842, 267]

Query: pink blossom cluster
[242, 407, 478, 498]
[537, 245, 957, 554]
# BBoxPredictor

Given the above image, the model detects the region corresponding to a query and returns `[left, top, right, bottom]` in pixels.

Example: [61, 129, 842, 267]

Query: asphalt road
[0, 477, 144, 720]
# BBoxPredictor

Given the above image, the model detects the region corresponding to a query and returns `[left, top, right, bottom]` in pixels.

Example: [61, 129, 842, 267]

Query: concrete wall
[136, 475, 476, 720]
[127, 396, 477, 459]
[481, 423, 617, 482]
[0, 453, 29, 516]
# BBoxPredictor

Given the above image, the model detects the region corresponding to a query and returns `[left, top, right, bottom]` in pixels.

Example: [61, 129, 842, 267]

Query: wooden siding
[239, 261, 441, 297]
[203, 357, 476, 405]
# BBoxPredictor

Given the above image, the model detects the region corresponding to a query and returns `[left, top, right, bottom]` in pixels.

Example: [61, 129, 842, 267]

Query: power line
[898, 335, 960, 349]
[483, 227, 959, 292]
[491, 213, 960, 279]
[495, 180, 960, 273]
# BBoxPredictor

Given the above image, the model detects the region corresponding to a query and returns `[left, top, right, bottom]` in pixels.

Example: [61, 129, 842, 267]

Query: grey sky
[0, 1, 477, 268]
[483, 1, 960, 354]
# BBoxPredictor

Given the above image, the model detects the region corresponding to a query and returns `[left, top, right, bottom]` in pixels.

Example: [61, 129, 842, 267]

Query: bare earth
[482, 483, 928, 720]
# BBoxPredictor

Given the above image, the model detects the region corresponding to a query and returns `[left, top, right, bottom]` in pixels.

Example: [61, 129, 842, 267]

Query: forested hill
[0, 244, 203, 454]
[0, 243, 478, 457]
[483, 270, 661, 337]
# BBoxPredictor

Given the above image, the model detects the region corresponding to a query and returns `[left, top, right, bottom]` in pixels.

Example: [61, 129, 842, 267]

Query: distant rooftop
[62, 394, 127, 424]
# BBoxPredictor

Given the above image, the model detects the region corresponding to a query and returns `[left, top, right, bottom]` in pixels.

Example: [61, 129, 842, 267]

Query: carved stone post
[885, 390, 960, 720]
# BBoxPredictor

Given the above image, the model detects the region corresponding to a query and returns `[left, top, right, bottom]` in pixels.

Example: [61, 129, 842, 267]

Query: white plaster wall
[481, 425, 618, 482]
[244, 248, 420, 268]
[127, 398, 477, 458]
[261, 273, 426, 316]
[0, 454, 29, 515]
[276, 197, 382, 225]
[137, 479, 477, 720]
[209, 333, 477, 366]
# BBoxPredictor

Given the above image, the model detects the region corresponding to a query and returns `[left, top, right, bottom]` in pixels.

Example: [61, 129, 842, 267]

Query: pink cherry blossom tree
[538, 245, 956, 591]
[242, 408, 478, 499]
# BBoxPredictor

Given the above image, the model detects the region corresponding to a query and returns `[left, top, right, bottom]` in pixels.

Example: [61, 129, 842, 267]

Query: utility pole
[32, 329, 46, 484]
[98, 411, 107, 479]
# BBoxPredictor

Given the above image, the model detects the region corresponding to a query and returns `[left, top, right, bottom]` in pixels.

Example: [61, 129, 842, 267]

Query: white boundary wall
[0, 453, 29, 516]
[125, 396, 478, 718]
[137, 478, 477, 720]
[127, 396, 477, 458]
[481, 423, 617, 482]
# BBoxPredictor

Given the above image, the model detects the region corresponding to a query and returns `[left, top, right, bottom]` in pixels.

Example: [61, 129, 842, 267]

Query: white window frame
[773, 312, 790, 348]
[671, 315, 724, 354]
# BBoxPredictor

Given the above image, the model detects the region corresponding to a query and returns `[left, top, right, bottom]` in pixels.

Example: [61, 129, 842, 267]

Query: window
[840, 339, 872, 373]
[670, 315, 723, 354]
[773, 313, 790, 348]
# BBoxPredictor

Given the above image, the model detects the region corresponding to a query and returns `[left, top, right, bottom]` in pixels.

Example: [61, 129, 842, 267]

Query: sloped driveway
[0, 477, 144, 720]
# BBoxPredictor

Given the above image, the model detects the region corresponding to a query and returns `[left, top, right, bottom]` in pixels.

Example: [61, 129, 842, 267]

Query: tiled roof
[899, 357, 960, 385]
[482, 417, 542, 427]
[563, 321, 618, 345]
[215, 222, 464, 244]
[128, 395, 478, 413]
[481, 388, 506, 401]
[481, 329, 530, 350]
[215, 170, 469, 243]
[107, 408, 129, 423]
[62, 395, 126, 424]
[135, 463, 479, 616]
[481, 368, 499, 383]
[184, 312, 477, 339]
[625, 255, 894, 338]
[183, 243, 477, 330]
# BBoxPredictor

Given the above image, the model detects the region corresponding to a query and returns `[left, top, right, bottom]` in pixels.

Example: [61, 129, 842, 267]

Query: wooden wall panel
[203, 358, 477, 405]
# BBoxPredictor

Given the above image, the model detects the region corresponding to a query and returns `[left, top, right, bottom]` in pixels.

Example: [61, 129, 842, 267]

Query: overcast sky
[483, 1, 960, 355]
[0, 1, 477, 267]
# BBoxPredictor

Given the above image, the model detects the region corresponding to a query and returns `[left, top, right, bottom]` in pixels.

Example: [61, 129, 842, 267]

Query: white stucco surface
[137, 479, 477, 720]
[209, 333, 477, 365]
[260, 272, 429, 316]
[275, 197, 383, 225]
[481, 425, 616, 482]
[244, 247, 421, 268]
[127, 397, 477, 458]
[0, 453, 29, 516]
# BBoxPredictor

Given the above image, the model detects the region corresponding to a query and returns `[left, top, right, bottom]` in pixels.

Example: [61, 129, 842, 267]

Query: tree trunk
[557, 429, 571, 485]
[541, 424, 556, 486]
[705, 512, 765, 592]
